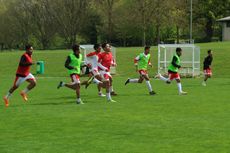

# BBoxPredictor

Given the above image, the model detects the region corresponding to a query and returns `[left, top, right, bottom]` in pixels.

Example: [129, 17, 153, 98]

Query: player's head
[176, 47, 182, 56]
[144, 46, 151, 54]
[94, 43, 101, 52]
[102, 43, 111, 52]
[72, 44, 80, 55]
[207, 49, 212, 56]
[25, 44, 33, 55]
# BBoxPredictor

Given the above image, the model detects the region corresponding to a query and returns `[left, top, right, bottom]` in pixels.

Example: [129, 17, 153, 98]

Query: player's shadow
[31, 96, 78, 106]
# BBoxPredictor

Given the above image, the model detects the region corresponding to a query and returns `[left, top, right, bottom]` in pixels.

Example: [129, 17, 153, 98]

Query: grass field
[0, 42, 230, 153]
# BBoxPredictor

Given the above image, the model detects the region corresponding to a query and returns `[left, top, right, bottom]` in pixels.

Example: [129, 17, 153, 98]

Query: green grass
[0, 42, 230, 153]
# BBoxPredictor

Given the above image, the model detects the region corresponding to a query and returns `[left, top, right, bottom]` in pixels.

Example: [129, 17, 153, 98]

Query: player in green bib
[57, 44, 84, 104]
[125, 46, 156, 95]
[155, 47, 187, 95]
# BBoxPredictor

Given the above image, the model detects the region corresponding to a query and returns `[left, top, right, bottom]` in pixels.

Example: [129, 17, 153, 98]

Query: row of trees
[0, 0, 230, 49]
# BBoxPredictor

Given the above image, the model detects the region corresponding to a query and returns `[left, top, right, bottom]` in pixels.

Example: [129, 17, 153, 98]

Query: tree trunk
[176, 25, 180, 44]
[156, 24, 160, 44]
[205, 19, 213, 42]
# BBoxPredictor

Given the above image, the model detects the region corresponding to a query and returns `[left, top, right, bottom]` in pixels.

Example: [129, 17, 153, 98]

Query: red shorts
[168, 72, 180, 80]
[138, 70, 148, 76]
[70, 74, 80, 84]
[204, 68, 212, 76]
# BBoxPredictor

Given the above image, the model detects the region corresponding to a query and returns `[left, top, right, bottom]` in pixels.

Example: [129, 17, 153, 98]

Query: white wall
[223, 22, 230, 41]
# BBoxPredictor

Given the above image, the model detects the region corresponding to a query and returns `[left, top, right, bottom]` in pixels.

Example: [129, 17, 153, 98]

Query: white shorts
[99, 70, 112, 81]
[89, 68, 100, 76]
[14, 73, 36, 87]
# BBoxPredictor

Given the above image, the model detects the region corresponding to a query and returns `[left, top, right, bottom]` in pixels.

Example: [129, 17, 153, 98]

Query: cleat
[110, 91, 117, 96]
[76, 100, 84, 104]
[107, 99, 117, 103]
[125, 78, 130, 85]
[20, 92, 28, 101]
[202, 81, 206, 86]
[3, 97, 9, 107]
[166, 81, 171, 84]
[57, 81, 64, 89]
[149, 91, 156, 95]
[98, 93, 106, 97]
[179, 91, 187, 95]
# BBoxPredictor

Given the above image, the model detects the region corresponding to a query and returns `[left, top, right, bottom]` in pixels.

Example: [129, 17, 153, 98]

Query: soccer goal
[80, 44, 116, 74]
[158, 44, 200, 77]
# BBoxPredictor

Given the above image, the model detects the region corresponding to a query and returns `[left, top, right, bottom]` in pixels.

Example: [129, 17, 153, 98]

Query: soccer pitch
[0, 42, 230, 153]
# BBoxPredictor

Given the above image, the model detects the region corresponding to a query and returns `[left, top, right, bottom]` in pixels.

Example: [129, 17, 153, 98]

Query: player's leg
[125, 70, 144, 85]
[143, 73, 156, 95]
[84, 73, 94, 88]
[202, 69, 212, 86]
[20, 79, 36, 101]
[76, 83, 84, 104]
[102, 73, 116, 102]
[93, 74, 105, 97]
[109, 76, 117, 96]
[155, 73, 170, 83]
[175, 77, 187, 95]
[58, 74, 80, 90]
[3, 76, 24, 106]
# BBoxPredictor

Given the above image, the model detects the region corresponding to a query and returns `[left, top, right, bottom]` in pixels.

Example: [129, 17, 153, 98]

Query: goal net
[158, 44, 200, 77]
[80, 44, 116, 74]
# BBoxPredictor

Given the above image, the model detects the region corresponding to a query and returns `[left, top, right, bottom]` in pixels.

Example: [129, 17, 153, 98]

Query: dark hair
[207, 49, 212, 54]
[94, 43, 101, 50]
[25, 44, 32, 50]
[72, 44, 80, 51]
[101, 43, 108, 49]
[176, 47, 182, 52]
[145, 46, 150, 50]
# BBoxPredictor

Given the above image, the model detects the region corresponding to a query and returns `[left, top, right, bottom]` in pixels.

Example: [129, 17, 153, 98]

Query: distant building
[217, 16, 230, 41]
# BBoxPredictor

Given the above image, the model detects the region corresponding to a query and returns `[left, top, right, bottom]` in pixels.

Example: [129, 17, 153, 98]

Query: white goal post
[158, 44, 200, 77]
[80, 44, 116, 74]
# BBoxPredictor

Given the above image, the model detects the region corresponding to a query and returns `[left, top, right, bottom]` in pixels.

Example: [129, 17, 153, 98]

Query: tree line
[0, 0, 229, 49]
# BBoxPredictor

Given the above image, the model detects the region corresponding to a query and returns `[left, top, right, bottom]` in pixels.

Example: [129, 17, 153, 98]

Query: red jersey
[98, 52, 114, 71]
[16, 53, 33, 77]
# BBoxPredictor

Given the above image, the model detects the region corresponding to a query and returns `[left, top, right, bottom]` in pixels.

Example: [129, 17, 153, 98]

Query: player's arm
[208, 56, 213, 66]
[19, 55, 33, 66]
[134, 55, 140, 71]
[86, 52, 96, 57]
[97, 58, 108, 71]
[148, 57, 152, 67]
[111, 58, 117, 67]
[84, 56, 92, 69]
[64, 56, 75, 70]
[97, 54, 108, 71]
[171, 56, 181, 68]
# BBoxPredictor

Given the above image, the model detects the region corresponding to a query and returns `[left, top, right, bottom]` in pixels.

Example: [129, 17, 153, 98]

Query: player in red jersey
[3, 45, 36, 107]
[98, 43, 117, 96]
[82, 44, 106, 97]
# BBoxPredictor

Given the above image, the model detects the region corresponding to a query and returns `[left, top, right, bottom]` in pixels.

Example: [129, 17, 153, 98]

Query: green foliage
[0, 0, 230, 48]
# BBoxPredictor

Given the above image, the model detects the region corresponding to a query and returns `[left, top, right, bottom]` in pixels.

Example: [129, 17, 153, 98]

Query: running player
[57, 44, 84, 104]
[202, 49, 213, 86]
[3, 44, 37, 107]
[99, 43, 118, 96]
[82, 44, 106, 97]
[124, 46, 156, 95]
[155, 47, 187, 95]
